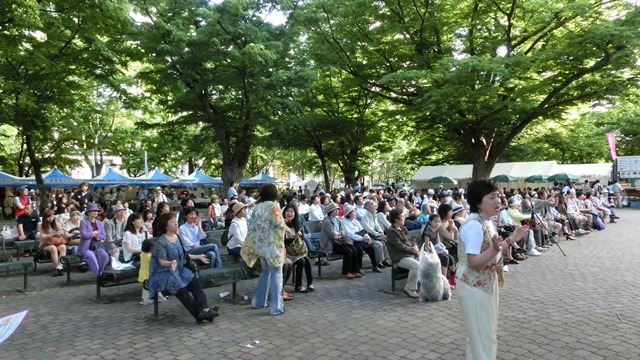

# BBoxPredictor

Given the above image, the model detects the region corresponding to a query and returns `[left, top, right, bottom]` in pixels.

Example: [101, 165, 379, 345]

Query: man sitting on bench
[17, 204, 40, 243]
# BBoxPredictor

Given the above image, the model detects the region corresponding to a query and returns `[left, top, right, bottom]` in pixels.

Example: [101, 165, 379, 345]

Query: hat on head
[232, 202, 247, 215]
[426, 189, 435, 195]
[452, 205, 464, 215]
[155, 187, 162, 191]
[343, 204, 356, 217]
[508, 197, 521, 206]
[85, 203, 101, 213]
[247, 197, 256, 206]
[20, 185, 29, 191]
[70, 210, 82, 217]
[112, 204, 126, 212]
[427, 199, 437, 207]
[324, 202, 340, 215]
[438, 192, 449, 198]
[210, 194, 218, 200]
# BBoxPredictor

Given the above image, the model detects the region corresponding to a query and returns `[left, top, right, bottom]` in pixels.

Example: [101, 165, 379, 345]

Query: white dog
[417, 243, 451, 302]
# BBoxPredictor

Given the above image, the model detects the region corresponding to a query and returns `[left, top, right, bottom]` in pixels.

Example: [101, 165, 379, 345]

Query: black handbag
[178, 235, 199, 276]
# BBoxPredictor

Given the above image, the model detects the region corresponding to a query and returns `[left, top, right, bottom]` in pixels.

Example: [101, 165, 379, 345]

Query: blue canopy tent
[0, 170, 23, 187]
[241, 171, 288, 187]
[89, 168, 133, 187]
[24, 167, 82, 187]
[138, 168, 174, 181]
[135, 168, 185, 187]
[181, 169, 224, 186]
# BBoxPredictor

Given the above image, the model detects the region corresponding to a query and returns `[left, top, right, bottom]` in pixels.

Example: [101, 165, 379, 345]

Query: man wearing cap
[105, 204, 126, 256]
[437, 191, 453, 210]
[71, 182, 93, 212]
[14, 186, 31, 219]
[179, 206, 222, 268]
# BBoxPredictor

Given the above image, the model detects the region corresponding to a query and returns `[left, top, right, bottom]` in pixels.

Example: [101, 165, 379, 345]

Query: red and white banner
[606, 132, 618, 160]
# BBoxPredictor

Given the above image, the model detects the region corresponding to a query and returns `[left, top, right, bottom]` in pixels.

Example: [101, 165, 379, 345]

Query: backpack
[220, 229, 232, 247]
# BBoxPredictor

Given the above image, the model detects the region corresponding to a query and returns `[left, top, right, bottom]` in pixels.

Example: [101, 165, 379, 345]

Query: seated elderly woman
[341, 204, 381, 273]
[386, 209, 420, 298]
[360, 200, 392, 268]
[319, 202, 362, 279]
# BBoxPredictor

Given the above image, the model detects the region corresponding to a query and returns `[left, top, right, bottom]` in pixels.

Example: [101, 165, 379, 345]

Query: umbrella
[524, 174, 548, 183]
[547, 173, 579, 183]
[426, 176, 458, 185]
[491, 174, 518, 183]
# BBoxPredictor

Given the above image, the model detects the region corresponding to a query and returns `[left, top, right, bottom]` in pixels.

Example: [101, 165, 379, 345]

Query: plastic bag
[2, 225, 12, 240]
[110, 256, 136, 271]
[418, 243, 451, 302]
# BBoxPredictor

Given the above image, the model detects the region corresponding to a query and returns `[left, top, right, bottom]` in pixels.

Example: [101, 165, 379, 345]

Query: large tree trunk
[24, 133, 48, 213]
[311, 141, 332, 191]
[338, 147, 360, 188]
[467, 138, 500, 180]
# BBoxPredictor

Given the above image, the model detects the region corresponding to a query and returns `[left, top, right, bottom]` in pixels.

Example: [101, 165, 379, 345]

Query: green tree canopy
[296, 0, 640, 179]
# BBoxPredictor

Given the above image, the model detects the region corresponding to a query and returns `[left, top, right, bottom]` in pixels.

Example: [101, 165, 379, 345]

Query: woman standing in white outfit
[456, 180, 529, 360]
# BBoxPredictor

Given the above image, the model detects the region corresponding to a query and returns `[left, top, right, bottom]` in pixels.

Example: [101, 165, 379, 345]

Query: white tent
[411, 161, 611, 189]
[554, 163, 612, 182]
[294, 179, 318, 190]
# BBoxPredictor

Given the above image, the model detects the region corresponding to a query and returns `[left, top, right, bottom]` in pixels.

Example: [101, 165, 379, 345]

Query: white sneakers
[527, 249, 542, 256]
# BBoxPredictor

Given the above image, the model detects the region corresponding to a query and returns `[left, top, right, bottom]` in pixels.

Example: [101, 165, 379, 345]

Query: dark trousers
[332, 243, 360, 274]
[353, 241, 377, 269]
[174, 276, 209, 321]
[294, 256, 313, 287]
[531, 227, 544, 246]
[282, 262, 293, 285]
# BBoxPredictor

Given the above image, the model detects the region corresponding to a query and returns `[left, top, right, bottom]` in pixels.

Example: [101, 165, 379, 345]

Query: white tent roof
[554, 163, 612, 180]
[411, 161, 611, 188]
[294, 179, 318, 190]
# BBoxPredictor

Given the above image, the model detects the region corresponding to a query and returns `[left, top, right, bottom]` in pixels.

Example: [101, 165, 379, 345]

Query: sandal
[282, 291, 293, 301]
[342, 273, 355, 280]
[295, 286, 308, 293]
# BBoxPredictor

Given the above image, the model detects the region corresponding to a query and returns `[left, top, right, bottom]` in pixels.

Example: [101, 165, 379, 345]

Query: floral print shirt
[458, 214, 504, 293]
[241, 201, 287, 267]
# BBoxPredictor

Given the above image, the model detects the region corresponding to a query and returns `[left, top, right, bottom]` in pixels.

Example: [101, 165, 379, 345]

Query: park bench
[96, 266, 140, 300]
[148, 257, 246, 318]
[10, 239, 39, 261]
[60, 255, 88, 282]
[308, 240, 343, 278]
[0, 260, 34, 291]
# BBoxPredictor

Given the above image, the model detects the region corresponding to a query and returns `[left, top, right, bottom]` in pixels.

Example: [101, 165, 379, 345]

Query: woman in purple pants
[79, 203, 109, 277]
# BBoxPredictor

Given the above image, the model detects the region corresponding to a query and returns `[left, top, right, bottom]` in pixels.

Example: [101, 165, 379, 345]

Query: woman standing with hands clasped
[456, 180, 530, 360]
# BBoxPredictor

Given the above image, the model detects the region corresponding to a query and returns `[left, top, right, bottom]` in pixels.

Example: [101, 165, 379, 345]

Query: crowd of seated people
[1, 178, 623, 310]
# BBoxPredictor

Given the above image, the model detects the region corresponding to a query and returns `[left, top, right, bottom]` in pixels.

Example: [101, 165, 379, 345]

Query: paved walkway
[1, 209, 639, 359]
